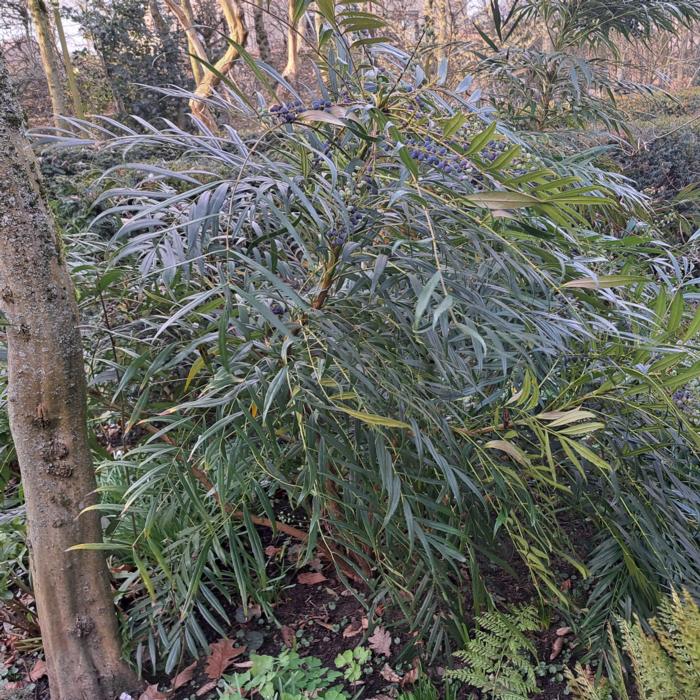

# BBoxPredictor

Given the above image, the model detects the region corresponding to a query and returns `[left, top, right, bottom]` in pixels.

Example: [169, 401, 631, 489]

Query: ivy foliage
[67, 0, 188, 121]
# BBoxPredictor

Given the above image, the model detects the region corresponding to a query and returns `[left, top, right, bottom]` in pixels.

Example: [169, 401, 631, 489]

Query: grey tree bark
[27, 0, 66, 126]
[0, 53, 138, 700]
[253, 0, 272, 64]
[50, 0, 84, 118]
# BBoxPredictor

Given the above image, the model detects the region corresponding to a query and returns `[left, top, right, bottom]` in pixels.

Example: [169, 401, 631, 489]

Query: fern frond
[446, 605, 540, 700]
[565, 663, 612, 700]
[569, 590, 700, 700]
[650, 588, 700, 695]
[621, 617, 679, 700]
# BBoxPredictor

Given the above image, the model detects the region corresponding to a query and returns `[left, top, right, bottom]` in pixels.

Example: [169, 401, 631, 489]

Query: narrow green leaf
[414, 271, 441, 328]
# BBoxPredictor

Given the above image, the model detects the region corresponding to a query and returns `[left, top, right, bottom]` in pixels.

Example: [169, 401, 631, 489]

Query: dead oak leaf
[297, 571, 327, 585]
[342, 617, 368, 638]
[139, 684, 167, 700]
[28, 660, 47, 682]
[368, 626, 392, 656]
[204, 638, 246, 680]
[379, 663, 401, 683]
[195, 680, 217, 697]
[549, 636, 565, 661]
[171, 661, 197, 690]
[281, 625, 295, 648]
[401, 664, 419, 687]
[4, 680, 28, 691]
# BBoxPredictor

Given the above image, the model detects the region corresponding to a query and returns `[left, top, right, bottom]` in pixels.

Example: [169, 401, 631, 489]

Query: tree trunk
[163, 0, 206, 85]
[435, 0, 449, 62]
[164, 0, 248, 129]
[191, 0, 248, 130]
[50, 0, 84, 118]
[27, 0, 66, 127]
[253, 0, 272, 64]
[283, 0, 300, 80]
[314, 2, 323, 47]
[0, 53, 138, 700]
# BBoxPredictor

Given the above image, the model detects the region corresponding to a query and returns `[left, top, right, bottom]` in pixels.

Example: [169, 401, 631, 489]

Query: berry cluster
[269, 100, 305, 123]
[673, 378, 700, 426]
[349, 206, 367, 228]
[324, 204, 371, 250]
[310, 99, 333, 111]
[270, 301, 285, 316]
[269, 98, 334, 123]
[360, 175, 379, 194]
[405, 136, 480, 179]
[326, 227, 348, 248]
[480, 141, 506, 163]
[404, 96, 430, 115]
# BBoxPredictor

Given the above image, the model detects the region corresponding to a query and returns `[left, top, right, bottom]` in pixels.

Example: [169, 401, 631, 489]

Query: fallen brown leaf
[28, 660, 47, 682]
[281, 625, 295, 648]
[139, 683, 167, 700]
[342, 617, 368, 638]
[171, 661, 197, 690]
[4, 681, 27, 690]
[549, 636, 565, 661]
[204, 638, 246, 680]
[264, 545, 281, 557]
[368, 626, 392, 656]
[343, 621, 363, 638]
[379, 663, 401, 683]
[297, 571, 327, 585]
[401, 661, 419, 687]
[195, 680, 217, 697]
[556, 626, 572, 637]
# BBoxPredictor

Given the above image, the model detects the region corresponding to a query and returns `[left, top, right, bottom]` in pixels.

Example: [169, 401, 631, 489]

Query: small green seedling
[334, 646, 372, 683]
[220, 649, 347, 700]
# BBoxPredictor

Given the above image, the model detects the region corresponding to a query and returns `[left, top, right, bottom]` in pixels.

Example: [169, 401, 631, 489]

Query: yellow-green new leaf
[485, 439, 530, 466]
[468, 191, 540, 210]
[563, 275, 644, 289]
[337, 407, 411, 430]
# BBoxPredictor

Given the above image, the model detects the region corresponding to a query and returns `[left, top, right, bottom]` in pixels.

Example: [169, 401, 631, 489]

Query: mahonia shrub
[40, 28, 700, 671]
